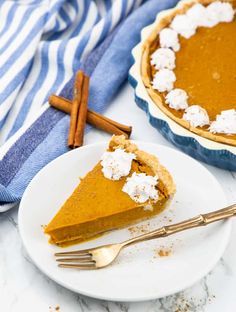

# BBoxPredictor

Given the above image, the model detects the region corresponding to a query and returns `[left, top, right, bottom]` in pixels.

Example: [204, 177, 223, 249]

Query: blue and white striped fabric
[0, 0, 178, 211]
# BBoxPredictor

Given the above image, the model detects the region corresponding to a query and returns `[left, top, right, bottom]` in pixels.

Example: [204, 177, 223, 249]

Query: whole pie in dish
[44, 135, 175, 247]
[142, 0, 236, 146]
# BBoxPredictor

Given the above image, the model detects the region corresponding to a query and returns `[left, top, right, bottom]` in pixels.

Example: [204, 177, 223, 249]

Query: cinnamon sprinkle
[157, 249, 171, 257]
[154, 246, 172, 258]
[128, 223, 150, 236]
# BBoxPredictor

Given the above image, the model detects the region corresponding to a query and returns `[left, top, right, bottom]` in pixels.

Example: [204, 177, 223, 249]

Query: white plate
[18, 141, 231, 302]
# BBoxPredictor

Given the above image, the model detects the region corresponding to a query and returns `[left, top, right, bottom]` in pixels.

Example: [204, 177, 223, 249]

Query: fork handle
[123, 204, 236, 247]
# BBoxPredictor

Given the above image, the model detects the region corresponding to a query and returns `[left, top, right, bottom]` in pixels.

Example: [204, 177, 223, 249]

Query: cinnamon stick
[68, 71, 84, 148]
[89, 111, 132, 134]
[74, 75, 89, 148]
[49, 95, 71, 114]
[87, 113, 127, 137]
[49, 95, 132, 137]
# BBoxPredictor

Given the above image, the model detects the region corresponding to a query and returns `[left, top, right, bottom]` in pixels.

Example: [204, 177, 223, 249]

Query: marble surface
[1, 83, 236, 312]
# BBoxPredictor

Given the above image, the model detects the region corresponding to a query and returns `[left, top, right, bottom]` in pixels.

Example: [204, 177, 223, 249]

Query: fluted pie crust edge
[141, 0, 236, 147]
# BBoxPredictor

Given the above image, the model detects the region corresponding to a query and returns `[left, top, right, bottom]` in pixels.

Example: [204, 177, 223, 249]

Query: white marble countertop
[1, 83, 236, 312]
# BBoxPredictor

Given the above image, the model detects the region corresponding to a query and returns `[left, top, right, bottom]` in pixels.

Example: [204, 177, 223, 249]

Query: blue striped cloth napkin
[0, 0, 178, 211]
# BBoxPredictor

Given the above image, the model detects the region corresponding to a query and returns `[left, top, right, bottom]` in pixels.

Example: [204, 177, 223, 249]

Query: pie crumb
[49, 306, 60, 311]
[154, 247, 172, 258]
[128, 223, 150, 236]
[158, 249, 171, 257]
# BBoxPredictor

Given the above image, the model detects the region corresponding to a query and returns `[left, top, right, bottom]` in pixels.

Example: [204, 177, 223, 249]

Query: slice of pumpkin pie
[44, 135, 175, 246]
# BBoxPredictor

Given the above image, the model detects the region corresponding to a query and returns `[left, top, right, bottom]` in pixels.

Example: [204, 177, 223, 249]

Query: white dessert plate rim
[18, 140, 231, 302]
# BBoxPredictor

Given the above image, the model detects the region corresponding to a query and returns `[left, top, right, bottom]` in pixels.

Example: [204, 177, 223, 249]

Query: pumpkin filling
[44, 136, 175, 247]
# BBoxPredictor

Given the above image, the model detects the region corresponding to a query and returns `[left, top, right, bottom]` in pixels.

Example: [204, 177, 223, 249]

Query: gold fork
[55, 204, 236, 270]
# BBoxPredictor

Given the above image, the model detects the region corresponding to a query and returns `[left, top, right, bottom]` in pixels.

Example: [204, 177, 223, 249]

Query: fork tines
[55, 249, 96, 269]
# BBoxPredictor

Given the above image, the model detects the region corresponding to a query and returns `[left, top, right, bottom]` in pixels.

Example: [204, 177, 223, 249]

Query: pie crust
[141, 0, 236, 146]
[44, 135, 175, 246]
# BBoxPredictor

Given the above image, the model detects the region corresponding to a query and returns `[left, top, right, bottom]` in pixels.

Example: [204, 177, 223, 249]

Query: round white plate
[18, 141, 231, 302]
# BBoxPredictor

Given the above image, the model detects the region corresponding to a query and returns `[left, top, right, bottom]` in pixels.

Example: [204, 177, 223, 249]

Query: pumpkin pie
[44, 135, 175, 246]
[142, 0, 236, 146]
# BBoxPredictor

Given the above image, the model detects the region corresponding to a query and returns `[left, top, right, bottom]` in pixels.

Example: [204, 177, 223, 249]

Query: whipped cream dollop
[101, 148, 136, 180]
[170, 14, 197, 38]
[186, 2, 234, 29]
[159, 28, 180, 52]
[209, 109, 236, 134]
[186, 3, 208, 27]
[183, 105, 210, 127]
[213, 2, 235, 22]
[151, 48, 176, 70]
[205, 1, 235, 27]
[152, 69, 176, 92]
[122, 173, 159, 204]
[165, 88, 188, 110]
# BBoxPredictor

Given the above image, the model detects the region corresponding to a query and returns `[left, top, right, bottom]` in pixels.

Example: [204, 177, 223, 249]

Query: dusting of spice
[128, 223, 150, 236]
[49, 306, 60, 311]
[158, 249, 172, 257]
[154, 247, 172, 257]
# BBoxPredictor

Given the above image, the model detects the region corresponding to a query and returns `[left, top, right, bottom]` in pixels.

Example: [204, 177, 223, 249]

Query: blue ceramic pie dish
[128, 2, 236, 171]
